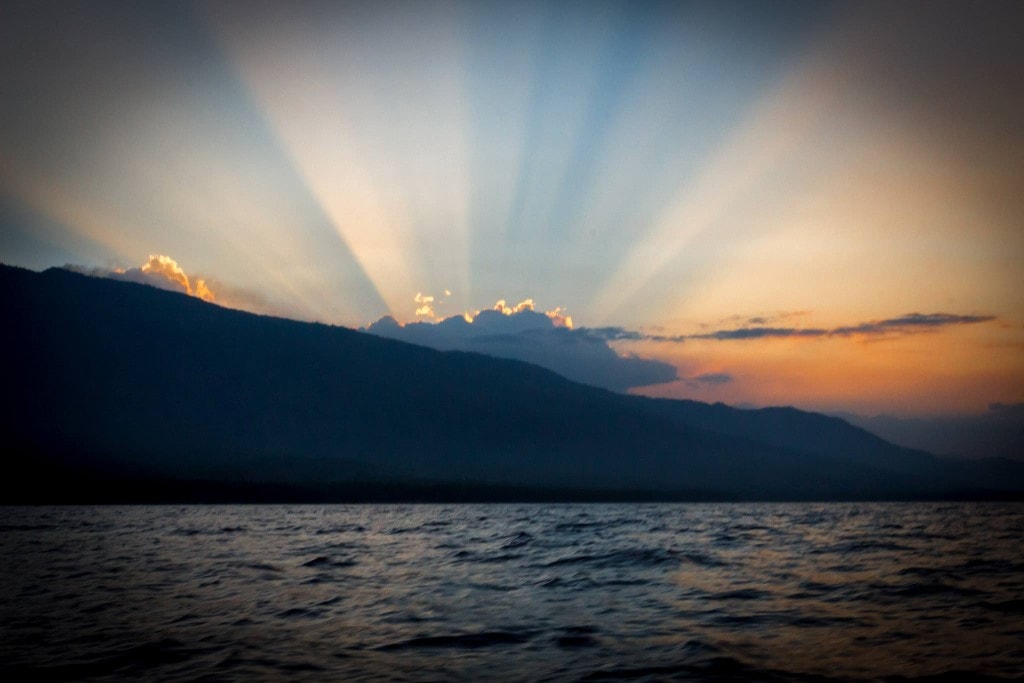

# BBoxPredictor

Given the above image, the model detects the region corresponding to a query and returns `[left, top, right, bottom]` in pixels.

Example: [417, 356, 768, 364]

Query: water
[1, 503, 1021, 681]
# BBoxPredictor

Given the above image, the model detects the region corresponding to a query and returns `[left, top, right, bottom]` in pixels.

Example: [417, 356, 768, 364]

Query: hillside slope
[2, 264, 1019, 501]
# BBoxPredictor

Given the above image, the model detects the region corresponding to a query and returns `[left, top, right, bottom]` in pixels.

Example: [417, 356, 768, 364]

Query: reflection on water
[1, 503, 1022, 681]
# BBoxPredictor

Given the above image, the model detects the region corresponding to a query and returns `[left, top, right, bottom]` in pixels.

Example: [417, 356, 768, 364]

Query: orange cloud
[493, 298, 535, 315]
[453, 299, 572, 327]
[65, 257, 321, 321]
[546, 306, 574, 329]
[138, 254, 216, 302]
[193, 278, 215, 302]
[414, 291, 435, 318]
[98, 254, 217, 303]
[140, 254, 190, 292]
[403, 292, 574, 329]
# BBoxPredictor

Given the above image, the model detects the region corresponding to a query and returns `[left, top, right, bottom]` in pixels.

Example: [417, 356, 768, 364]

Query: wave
[377, 630, 536, 650]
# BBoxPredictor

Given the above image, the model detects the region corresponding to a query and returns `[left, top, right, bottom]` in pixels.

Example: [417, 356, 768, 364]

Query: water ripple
[1, 503, 1021, 681]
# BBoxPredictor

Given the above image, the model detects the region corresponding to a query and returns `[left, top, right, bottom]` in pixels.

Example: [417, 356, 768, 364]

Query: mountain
[835, 407, 1024, 461]
[2, 263, 1021, 502]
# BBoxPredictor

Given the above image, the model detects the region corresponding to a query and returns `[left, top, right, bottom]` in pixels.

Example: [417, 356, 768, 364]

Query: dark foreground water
[1, 503, 1022, 682]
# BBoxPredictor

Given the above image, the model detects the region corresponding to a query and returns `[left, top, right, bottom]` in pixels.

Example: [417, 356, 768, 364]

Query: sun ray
[588, 33, 850, 326]
[0, 158, 138, 264]
[203, 1, 472, 320]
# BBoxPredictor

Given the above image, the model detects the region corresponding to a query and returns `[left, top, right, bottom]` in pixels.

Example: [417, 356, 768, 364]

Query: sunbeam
[203, 1, 471, 318]
[588, 15, 849, 325]
[1, 0, 1020, 416]
[0, 159, 139, 264]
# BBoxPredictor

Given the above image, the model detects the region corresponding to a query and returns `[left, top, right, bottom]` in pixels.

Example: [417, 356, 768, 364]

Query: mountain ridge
[2, 263, 1021, 502]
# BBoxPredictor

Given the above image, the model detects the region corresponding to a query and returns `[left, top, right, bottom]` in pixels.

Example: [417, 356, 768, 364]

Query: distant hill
[835, 407, 1024, 461]
[2, 263, 1021, 502]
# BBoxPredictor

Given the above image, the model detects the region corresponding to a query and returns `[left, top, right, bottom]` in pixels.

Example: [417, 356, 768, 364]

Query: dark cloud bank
[365, 309, 678, 393]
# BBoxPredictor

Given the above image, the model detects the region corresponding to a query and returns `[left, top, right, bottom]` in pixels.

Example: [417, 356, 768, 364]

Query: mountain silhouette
[2, 263, 1021, 502]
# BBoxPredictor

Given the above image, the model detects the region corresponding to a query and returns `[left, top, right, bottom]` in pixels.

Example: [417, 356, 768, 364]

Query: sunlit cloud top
[66, 255, 212, 300]
[365, 298, 673, 392]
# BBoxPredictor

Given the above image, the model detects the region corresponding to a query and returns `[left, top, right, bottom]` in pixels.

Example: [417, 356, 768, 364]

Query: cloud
[66, 254, 217, 303]
[63, 255, 296, 318]
[583, 312, 995, 344]
[193, 278, 215, 302]
[581, 327, 685, 343]
[688, 372, 734, 386]
[138, 254, 191, 293]
[829, 313, 997, 336]
[492, 298, 536, 316]
[545, 306, 574, 329]
[363, 302, 677, 392]
[409, 289, 575, 331]
[719, 311, 811, 327]
[694, 327, 828, 341]
[413, 291, 435, 317]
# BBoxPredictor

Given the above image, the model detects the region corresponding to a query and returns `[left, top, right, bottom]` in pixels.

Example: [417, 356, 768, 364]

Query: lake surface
[1, 503, 1022, 681]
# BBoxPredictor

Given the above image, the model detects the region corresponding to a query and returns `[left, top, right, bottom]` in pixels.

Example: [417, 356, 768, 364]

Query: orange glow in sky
[0, 1, 1020, 417]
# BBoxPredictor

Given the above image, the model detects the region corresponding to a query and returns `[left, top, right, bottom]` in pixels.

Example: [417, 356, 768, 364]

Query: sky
[1, 0, 1022, 419]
